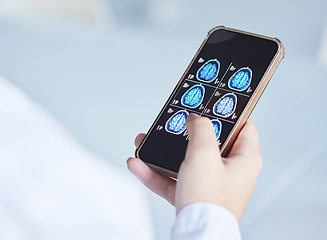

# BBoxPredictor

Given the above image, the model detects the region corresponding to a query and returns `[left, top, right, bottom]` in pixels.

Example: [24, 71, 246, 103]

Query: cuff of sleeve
[171, 202, 241, 240]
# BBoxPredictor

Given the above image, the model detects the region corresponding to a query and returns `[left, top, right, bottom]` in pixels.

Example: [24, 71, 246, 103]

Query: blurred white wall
[319, 18, 327, 68]
[112, 0, 327, 58]
[0, 0, 115, 27]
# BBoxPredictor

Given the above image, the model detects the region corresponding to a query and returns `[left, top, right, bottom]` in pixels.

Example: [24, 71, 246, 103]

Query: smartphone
[136, 26, 284, 178]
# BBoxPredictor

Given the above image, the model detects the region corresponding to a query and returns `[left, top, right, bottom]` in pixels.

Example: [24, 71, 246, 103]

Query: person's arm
[127, 115, 262, 237]
[171, 202, 241, 240]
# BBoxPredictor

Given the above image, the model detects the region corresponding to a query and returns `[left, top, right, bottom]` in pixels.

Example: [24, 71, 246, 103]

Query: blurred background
[0, 0, 327, 239]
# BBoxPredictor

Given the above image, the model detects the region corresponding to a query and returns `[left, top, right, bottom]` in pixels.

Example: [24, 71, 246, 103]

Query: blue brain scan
[211, 119, 222, 139]
[196, 59, 220, 82]
[181, 84, 205, 108]
[213, 93, 237, 118]
[228, 67, 252, 91]
[165, 110, 189, 135]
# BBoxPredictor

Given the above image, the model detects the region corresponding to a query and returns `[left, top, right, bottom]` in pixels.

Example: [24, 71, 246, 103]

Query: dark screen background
[138, 28, 278, 173]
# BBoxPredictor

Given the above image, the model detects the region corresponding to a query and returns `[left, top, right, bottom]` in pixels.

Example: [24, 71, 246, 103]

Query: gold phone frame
[135, 26, 285, 179]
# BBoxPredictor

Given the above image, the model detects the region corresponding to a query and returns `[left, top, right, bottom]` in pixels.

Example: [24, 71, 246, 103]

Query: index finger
[184, 114, 222, 164]
[134, 133, 146, 148]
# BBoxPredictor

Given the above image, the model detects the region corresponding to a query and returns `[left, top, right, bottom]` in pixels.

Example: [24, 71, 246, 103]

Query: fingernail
[187, 113, 199, 120]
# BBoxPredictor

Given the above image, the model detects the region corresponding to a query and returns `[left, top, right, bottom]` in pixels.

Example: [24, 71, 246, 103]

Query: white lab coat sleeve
[0, 76, 154, 240]
[171, 202, 241, 240]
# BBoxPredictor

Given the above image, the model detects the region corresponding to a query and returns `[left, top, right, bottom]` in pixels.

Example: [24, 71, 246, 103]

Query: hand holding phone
[128, 116, 263, 220]
[135, 26, 284, 178]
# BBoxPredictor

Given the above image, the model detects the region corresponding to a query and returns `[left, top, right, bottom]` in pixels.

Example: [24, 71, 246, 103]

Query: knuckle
[254, 153, 263, 171]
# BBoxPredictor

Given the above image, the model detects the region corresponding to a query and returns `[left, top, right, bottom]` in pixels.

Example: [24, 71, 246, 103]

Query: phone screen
[138, 28, 279, 173]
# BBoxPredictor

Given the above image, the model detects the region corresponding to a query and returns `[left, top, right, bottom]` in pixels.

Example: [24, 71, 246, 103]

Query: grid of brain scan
[165, 110, 189, 135]
[211, 119, 222, 140]
[181, 84, 205, 108]
[213, 93, 237, 118]
[159, 56, 256, 146]
[228, 67, 252, 91]
[196, 59, 220, 82]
